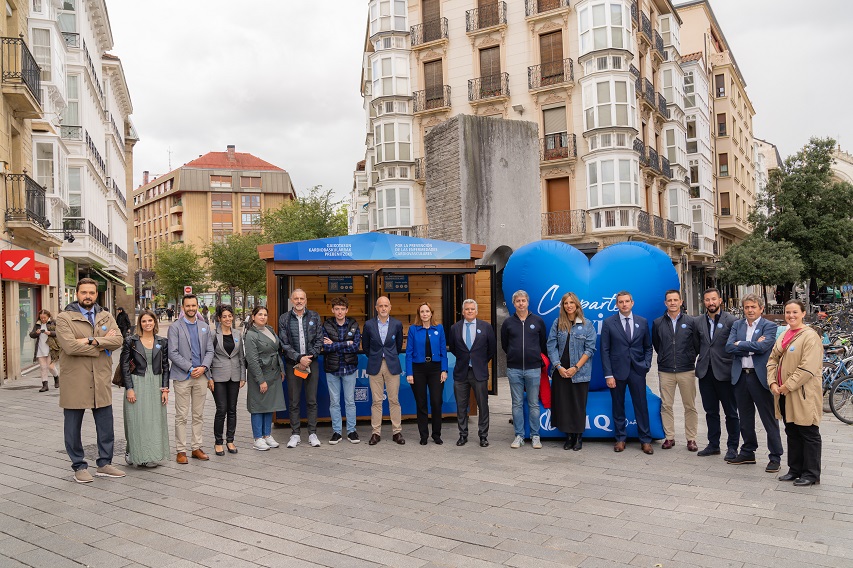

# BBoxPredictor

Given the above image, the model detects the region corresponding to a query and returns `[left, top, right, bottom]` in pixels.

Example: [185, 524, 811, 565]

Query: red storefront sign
[1, 249, 35, 281]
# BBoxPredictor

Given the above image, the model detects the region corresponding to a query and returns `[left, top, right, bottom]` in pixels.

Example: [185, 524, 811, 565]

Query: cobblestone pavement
[1, 339, 851, 567]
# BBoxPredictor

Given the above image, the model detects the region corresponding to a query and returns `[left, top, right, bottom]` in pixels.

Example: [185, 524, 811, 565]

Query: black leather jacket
[120, 335, 170, 390]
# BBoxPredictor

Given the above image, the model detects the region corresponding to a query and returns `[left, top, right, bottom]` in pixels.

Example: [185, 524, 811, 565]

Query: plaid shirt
[323, 319, 360, 376]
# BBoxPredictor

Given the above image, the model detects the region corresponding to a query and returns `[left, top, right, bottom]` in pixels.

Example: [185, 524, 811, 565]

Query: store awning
[92, 267, 133, 289]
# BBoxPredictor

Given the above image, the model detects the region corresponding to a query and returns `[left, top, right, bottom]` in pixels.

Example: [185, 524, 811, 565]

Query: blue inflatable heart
[503, 240, 679, 391]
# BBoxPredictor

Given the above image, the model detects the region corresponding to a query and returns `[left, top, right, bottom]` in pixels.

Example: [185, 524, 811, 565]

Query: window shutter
[543, 107, 567, 135]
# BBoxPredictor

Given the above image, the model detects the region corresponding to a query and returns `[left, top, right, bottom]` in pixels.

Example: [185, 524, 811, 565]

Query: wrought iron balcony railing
[413, 85, 451, 113]
[63, 217, 85, 232]
[665, 219, 675, 240]
[647, 146, 661, 173]
[634, 138, 647, 166]
[525, 0, 570, 17]
[4, 173, 48, 229]
[690, 231, 699, 250]
[528, 58, 573, 89]
[466, 2, 507, 32]
[629, 64, 640, 79]
[62, 32, 79, 48]
[657, 92, 669, 118]
[114, 244, 128, 263]
[468, 72, 510, 101]
[60, 125, 82, 140]
[542, 209, 586, 237]
[652, 214, 664, 238]
[643, 78, 655, 107]
[661, 156, 672, 179]
[1, 37, 41, 105]
[640, 12, 652, 43]
[411, 18, 448, 46]
[654, 30, 665, 58]
[637, 210, 651, 234]
[540, 133, 577, 161]
[631, 1, 638, 27]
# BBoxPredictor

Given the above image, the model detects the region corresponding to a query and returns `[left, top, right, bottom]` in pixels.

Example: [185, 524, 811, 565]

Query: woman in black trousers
[405, 302, 448, 445]
[208, 305, 245, 455]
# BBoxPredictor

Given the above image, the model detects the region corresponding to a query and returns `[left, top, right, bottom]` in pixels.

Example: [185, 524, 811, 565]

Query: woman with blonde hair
[546, 292, 596, 451]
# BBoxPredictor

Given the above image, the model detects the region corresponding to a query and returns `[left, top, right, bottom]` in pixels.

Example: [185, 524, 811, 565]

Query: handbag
[113, 357, 135, 388]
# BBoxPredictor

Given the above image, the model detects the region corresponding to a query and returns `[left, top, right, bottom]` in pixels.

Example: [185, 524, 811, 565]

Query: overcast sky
[106, 1, 852, 200]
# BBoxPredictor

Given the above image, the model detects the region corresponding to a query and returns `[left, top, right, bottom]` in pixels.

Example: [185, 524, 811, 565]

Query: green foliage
[752, 137, 853, 285]
[719, 235, 804, 288]
[152, 243, 207, 305]
[261, 185, 348, 244]
[204, 233, 266, 313]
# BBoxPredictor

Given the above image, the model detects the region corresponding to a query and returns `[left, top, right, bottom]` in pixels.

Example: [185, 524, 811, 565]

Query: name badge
[681, 324, 687, 329]
[101, 325, 107, 331]
[717, 323, 723, 329]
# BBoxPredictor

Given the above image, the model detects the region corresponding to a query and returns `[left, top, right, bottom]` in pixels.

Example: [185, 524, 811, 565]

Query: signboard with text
[273, 233, 471, 261]
[383, 274, 409, 293]
[327, 276, 354, 293]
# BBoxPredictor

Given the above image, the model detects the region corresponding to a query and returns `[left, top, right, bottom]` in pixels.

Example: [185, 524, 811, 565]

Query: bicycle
[829, 375, 853, 424]
[821, 345, 853, 413]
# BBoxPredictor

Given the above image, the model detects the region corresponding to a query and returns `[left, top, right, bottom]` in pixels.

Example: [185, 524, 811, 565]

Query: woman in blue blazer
[406, 302, 448, 445]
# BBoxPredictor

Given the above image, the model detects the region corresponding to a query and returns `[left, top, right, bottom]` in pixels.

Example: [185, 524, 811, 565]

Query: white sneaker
[263, 435, 280, 448]
[511, 435, 525, 448]
[308, 433, 321, 447]
[253, 438, 270, 451]
[532, 435, 542, 449]
[286, 434, 300, 448]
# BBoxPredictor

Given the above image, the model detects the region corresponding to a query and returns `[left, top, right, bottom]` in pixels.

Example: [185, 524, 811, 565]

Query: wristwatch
[87, 337, 94, 345]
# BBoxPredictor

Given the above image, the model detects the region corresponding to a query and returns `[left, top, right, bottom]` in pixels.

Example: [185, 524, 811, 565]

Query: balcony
[542, 209, 586, 237]
[657, 92, 670, 119]
[1, 37, 42, 118]
[631, 1, 638, 28]
[468, 72, 510, 103]
[665, 219, 675, 240]
[634, 138, 648, 167]
[525, 0, 570, 19]
[466, 2, 507, 33]
[63, 217, 85, 233]
[410, 225, 429, 238]
[661, 156, 671, 179]
[637, 210, 650, 234]
[690, 231, 699, 250]
[113, 244, 128, 263]
[638, 12, 652, 47]
[413, 85, 451, 114]
[411, 18, 448, 47]
[647, 147, 661, 174]
[641, 78, 656, 110]
[62, 32, 80, 49]
[169, 201, 184, 214]
[60, 125, 82, 140]
[4, 174, 59, 243]
[629, 64, 640, 79]
[653, 30, 665, 62]
[415, 157, 425, 181]
[528, 58, 574, 91]
[540, 133, 577, 163]
[169, 223, 184, 233]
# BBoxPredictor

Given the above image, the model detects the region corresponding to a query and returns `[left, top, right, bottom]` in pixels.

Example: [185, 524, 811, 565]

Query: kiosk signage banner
[327, 276, 354, 293]
[273, 233, 471, 261]
[383, 274, 409, 293]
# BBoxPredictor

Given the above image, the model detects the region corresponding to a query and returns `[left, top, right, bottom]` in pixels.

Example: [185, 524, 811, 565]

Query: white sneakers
[511, 435, 525, 448]
[308, 433, 321, 447]
[286, 434, 301, 448]
[253, 438, 270, 451]
[532, 436, 542, 449]
[264, 435, 280, 448]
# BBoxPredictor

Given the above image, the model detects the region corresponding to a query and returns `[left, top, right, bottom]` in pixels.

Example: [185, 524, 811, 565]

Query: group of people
[55, 279, 824, 489]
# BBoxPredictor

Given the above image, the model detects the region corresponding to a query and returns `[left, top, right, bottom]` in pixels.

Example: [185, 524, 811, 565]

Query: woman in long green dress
[121, 310, 171, 467]
[244, 306, 286, 451]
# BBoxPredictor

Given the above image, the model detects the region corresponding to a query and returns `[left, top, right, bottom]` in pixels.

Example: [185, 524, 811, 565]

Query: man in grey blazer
[168, 294, 215, 464]
[694, 288, 739, 460]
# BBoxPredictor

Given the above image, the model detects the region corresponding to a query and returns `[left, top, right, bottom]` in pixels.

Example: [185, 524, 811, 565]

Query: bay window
[578, 2, 630, 55]
[374, 121, 412, 163]
[683, 71, 695, 107]
[376, 187, 411, 229]
[369, 0, 407, 36]
[583, 79, 634, 131]
[587, 157, 639, 208]
[668, 187, 688, 225]
[371, 55, 409, 97]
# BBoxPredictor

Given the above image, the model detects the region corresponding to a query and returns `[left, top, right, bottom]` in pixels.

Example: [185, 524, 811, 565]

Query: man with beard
[55, 278, 125, 483]
[694, 288, 739, 460]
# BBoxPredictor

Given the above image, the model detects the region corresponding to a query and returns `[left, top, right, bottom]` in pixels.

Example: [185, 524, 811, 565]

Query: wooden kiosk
[257, 233, 497, 425]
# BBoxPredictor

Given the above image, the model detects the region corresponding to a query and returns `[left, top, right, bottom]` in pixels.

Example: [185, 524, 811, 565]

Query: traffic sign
[184, 286, 193, 294]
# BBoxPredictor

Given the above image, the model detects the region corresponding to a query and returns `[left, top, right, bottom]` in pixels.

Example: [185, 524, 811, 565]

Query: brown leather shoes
[613, 441, 626, 452]
[176, 452, 188, 464]
[392, 433, 405, 445]
[368, 434, 381, 445]
[687, 440, 699, 452]
[662, 439, 675, 449]
[641, 443, 654, 455]
[191, 449, 210, 461]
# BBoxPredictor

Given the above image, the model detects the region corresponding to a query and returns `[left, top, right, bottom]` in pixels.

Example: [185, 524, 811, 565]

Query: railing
[634, 138, 648, 166]
[413, 85, 451, 113]
[60, 125, 82, 140]
[665, 219, 675, 240]
[657, 92, 670, 118]
[525, 0, 570, 17]
[652, 214, 665, 238]
[713, 241, 719, 255]
[1, 37, 41, 104]
[468, 72, 510, 101]
[661, 156, 671, 179]
[629, 64, 640, 79]
[109, 113, 124, 146]
[721, 207, 731, 216]
[62, 32, 79, 49]
[411, 18, 448, 46]
[111, 178, 126, 207]
[466, 2, 507, 32]
[647, 146, 660, 173]
[540, 133, 577, 161]
[654, 30, 665, 58]
[85, 130, 106, 178]
[114, 244, 128, 263]
[4, 173, 49, 229]
[637, 210, 651, 234]
[528, 58, 573, 89]
[63, 217, 85, 232]
[357, 223, 369, 233]
[88, 220, 110, 250]
[631, 1, 638, 27]
[415, 157, 425, 180]
[542, 209, 586, 236]
[410, 225, 429, 238]
[81, 38, 105, 106]
[640, 12, 652, 43]
[690, 231, 699, 250]
[643, 78, 655, 107]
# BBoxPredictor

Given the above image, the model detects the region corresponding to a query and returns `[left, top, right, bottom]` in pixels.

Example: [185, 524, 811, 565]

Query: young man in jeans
[322, 296, 361, 444]
[500, 290, 548, 449]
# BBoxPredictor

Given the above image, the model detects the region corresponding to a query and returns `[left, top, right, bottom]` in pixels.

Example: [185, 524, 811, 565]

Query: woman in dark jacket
[30, 309, 60, 392]
[120, 309, 170, 467]
[243, 306, 286, 451]
[208, 305, 245, 456]
[405, 302, 448, 445]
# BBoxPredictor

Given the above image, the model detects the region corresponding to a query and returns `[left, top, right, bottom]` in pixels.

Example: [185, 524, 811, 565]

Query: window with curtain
[718, 153, 729, 177]
[543, 107, 568, 159]
[376, 187, 411, 229]
[587, 158, 638, 208]
[374, 121, 412, 163]
[583, 79, 633, 130]
[36, 143, 54, 193]
[64, 75, 79, 125]
[369, 0, 406, 36]
[32, 29, 51, 82]
[68, 167, 81, 217]
[578, 2, 628, 55]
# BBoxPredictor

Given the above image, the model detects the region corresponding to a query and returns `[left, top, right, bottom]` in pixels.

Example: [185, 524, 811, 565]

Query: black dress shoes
[433, 437, 443, 445]
[793, 478, 818, 487]
[778, 472, 798, 482]
[419, 437, 428, 446]
[572, 435, 583, 451]
[456, 436, 467, 446]
[563, 434, 576, 450]
[697, 445, 721, 457]
[479, 438, 489, 447]
[226, 443, 238, 454]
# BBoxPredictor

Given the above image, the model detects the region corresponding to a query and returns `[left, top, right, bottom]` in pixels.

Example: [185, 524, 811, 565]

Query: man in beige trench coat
[55, 278, 125, 483]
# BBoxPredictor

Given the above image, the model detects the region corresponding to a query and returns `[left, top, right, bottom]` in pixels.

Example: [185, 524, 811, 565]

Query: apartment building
[132, 146, 296, 302]
[351, 0, 714, 294]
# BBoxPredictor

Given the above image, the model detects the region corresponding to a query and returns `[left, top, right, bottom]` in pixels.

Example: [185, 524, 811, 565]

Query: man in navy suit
[602, 291, 654, 454]
[448, 299, 496, 447]
[725, 293, 781, 473]
[361, 296, 405, 446]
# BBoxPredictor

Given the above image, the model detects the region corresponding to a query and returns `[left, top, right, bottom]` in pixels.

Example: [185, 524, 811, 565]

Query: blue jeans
[250, 412, 273, 439]
[507, 367, 541, 437]
[327, 372, 358, 434]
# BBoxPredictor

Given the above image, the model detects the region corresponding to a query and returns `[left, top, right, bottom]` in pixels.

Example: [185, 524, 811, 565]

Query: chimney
[143, 170, 149, 185]
[226, 145, 236, 162]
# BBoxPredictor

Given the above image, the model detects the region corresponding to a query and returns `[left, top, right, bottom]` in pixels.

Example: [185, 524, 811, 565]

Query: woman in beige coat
[766, 299, 823, 487]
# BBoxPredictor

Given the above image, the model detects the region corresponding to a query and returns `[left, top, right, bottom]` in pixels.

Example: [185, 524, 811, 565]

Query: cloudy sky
[106, 1, 852, 200]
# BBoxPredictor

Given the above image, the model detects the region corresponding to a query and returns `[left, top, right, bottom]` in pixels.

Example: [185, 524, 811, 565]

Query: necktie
[709, 316, 714, 339]
[624, 317, 631, 340]
[465, 322, 473, 350]
[86, 311, 95, 327]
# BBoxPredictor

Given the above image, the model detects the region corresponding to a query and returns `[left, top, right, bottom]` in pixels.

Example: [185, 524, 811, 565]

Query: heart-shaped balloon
[503, 240, 680, 391]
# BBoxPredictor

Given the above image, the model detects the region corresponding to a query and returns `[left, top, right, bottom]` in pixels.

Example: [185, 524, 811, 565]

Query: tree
[719, 235, 804, 306]
[751, 137, 853, 291]
[152, 243, 207, 306]
[261, 185, 348, 244]
[204, 233, 266, 314]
